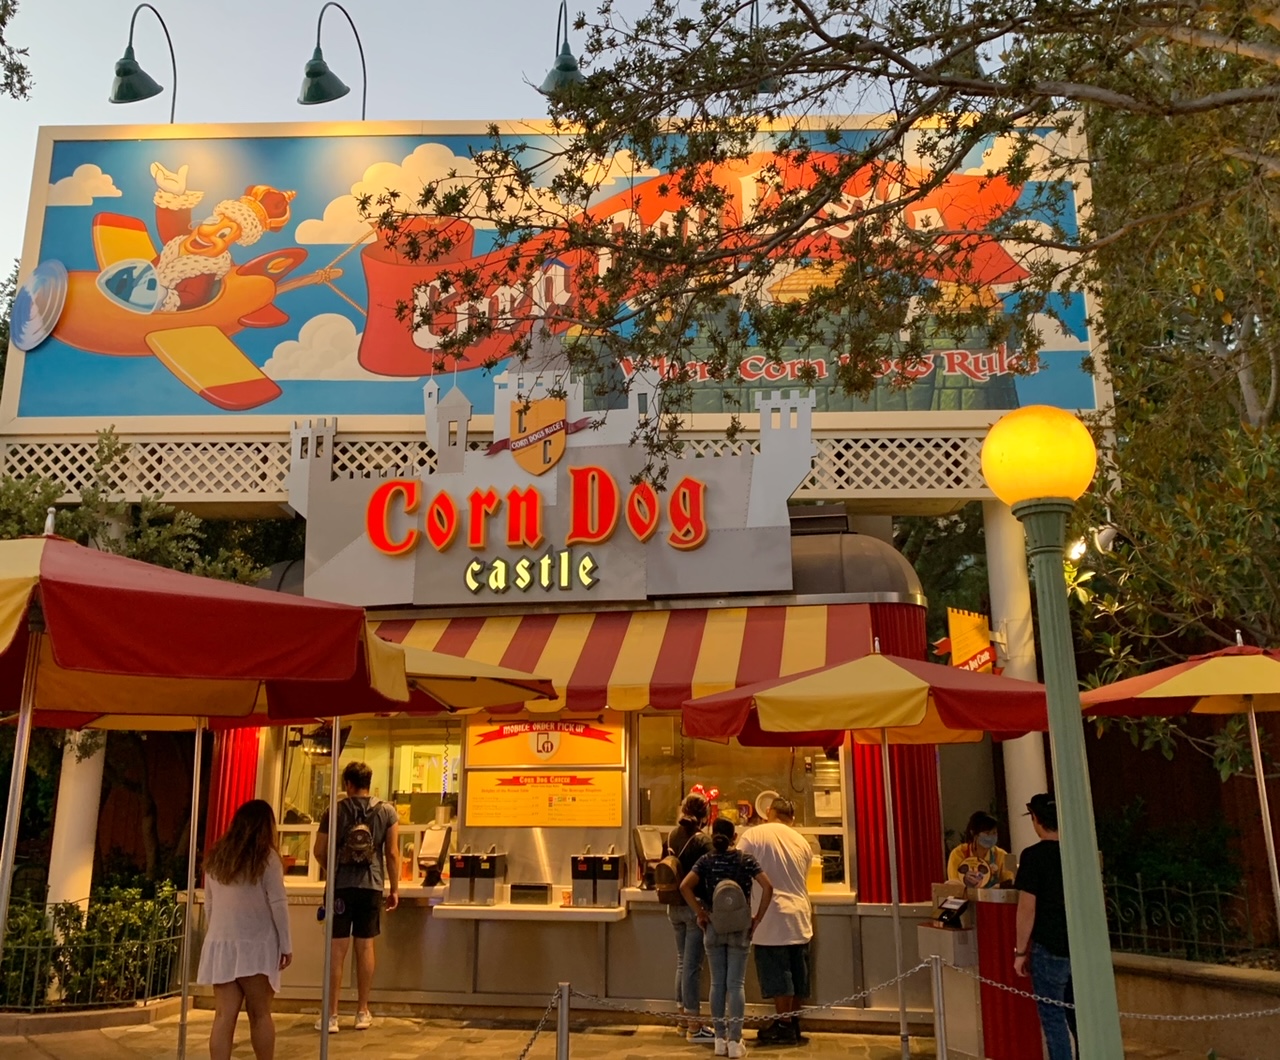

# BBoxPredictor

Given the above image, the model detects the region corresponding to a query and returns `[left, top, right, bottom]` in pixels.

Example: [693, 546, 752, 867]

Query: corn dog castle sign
[286, 356, 816, 606]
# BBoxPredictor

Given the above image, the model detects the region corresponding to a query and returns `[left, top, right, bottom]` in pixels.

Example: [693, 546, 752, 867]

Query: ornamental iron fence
[1105, 874, 1271, 963]
[0, 894, 183, 1011]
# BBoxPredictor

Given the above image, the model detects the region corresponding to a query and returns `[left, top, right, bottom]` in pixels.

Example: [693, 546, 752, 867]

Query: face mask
[976, 833, 998, 849]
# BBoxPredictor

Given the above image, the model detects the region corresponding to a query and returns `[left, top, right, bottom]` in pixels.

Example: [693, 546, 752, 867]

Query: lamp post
[980, 405, 1124, 1058]
[538, 0, 587, 97]
[299, 2, 367, 120]
[109, 4, 177, 123]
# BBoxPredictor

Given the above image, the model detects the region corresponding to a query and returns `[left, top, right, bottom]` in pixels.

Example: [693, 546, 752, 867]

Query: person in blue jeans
[680, 817, 774, 1059]
[666, 793, 714, 1041]
[1014, 793, 1078, 1060]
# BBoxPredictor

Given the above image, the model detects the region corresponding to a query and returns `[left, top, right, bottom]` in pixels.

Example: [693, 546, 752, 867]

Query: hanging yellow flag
[947, 608, 997, 673]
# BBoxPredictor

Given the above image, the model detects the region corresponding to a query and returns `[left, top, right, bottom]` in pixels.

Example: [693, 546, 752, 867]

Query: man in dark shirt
[1014, 793, 1077, 1060]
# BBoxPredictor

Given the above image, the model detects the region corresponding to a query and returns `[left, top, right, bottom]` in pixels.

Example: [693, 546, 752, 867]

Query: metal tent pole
[880, 729, 910, 1060]
[176, 718, 205, 1060]
[318, 719, 341, 1060]
[1247, 700, 1280, 941]
[0, 620, 42, 960]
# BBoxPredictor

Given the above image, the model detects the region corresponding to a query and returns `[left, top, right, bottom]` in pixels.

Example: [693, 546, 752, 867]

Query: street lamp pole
[982, 406, 1124, 1059]
[1016, 499, 1123, 1057]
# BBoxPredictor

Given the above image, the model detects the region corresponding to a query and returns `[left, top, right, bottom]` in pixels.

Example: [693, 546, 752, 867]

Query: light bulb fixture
[980, 405, 1098, 507]
[1092, 525, 1119, 553]
[749, 0, 780, 95]
[299, 2, 367, 120]
[538, 0, 587, 96]
[109, 4, 178, 124]
[1067, 538, 1087, 562]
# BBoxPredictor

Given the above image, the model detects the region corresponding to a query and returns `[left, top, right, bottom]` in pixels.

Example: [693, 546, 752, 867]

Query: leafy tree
[0, 261, 17, 382]
[0, 1, 30, 100]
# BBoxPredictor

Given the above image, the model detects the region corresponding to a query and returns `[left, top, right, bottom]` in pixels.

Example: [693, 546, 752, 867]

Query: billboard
[1, 120, 1102, 432]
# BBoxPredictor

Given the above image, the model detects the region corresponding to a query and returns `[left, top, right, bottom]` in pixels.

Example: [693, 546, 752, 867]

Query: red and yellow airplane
[51, 213, 341, 411]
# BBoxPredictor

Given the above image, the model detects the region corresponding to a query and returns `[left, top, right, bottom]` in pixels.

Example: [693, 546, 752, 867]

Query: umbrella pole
[0, 626, 41, 961]
[1247, 703, 1280, 942]
[880, 730, 910, 1060]
[176, 718, 204, 1060]
[319, 719, 341, 1060]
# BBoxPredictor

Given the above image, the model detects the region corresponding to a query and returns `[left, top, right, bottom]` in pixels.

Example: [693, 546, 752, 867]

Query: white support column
[983, 499, 1048, 856]
[46, 733, 107, 909]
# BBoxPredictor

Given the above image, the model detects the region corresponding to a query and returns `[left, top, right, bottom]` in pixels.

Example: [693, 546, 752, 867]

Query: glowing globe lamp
[980, 404, 1097, 506]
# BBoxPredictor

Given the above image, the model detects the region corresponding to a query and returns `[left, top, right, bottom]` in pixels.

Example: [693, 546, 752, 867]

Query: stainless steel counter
[190, 887, 935, 1026]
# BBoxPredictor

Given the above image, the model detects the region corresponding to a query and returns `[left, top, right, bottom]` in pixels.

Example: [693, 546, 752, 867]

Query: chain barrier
[569, 960, 932, 1024]
[514, 990, 560, 1060]
[943, 961, 1280, 1022]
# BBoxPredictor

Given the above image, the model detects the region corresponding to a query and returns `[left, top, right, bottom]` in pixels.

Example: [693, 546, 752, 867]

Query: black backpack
[337, 799, 380, 867]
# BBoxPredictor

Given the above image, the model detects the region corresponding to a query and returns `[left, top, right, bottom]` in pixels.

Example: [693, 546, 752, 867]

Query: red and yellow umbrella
[1082, 641, 1280, 939]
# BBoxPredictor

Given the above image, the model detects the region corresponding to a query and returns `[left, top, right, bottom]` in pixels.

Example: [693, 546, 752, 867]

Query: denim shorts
[753, 942, 811, 999]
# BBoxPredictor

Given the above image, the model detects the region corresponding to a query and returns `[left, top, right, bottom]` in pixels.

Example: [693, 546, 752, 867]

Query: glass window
[278, 716, 463, 839]
[635, 715, 847, 887]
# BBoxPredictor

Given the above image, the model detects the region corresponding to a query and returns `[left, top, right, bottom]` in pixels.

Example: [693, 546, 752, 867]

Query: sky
[0, 0, 567, 267]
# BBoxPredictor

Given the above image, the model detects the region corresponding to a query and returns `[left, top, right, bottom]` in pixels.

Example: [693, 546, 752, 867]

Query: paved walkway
[0, 1009, 1212, 1060]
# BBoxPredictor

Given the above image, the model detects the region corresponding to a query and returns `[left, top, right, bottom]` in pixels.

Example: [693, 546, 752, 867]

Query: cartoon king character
[149, 162, 296, 311]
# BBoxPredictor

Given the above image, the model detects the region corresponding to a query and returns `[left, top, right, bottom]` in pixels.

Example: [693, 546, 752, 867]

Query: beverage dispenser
[447, 849, 476, 904]
[472, 846, 508, 905]
[595, 845, 622, 906]
[571, 847, 596, 906]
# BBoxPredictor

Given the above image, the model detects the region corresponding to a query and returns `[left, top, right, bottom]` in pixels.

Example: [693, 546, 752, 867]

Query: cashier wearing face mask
[947, 811, 1013, 889]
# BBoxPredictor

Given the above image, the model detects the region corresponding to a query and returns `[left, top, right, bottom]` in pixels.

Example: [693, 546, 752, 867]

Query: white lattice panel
[1, 430, 990, 506]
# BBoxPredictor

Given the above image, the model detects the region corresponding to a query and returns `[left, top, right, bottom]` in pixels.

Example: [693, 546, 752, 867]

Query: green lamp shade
[298, 47, 350, 106]
[538, 40, 587, 96]
[109, 45, 163, 105]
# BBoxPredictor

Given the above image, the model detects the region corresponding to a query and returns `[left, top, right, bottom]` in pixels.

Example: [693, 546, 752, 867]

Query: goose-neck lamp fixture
[980, 405, 1125, 1059]
[109, 3, 177, 123]
[538, 0, 587, 97]
[749, 0, 780, 96]
[299, 2, 367, 120]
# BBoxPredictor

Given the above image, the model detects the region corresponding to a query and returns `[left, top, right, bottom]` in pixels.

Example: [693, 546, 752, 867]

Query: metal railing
[1, 898, 183, 1012]
[1104, 874, 1272, 963]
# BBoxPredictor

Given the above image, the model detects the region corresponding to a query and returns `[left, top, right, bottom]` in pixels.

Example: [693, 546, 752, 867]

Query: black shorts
[332, 887, 383, 939]
[754, 942, 811, 999]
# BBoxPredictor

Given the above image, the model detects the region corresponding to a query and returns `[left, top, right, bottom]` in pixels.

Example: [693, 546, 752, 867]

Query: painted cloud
[296, 143, 566, 244]
[47, 164, 123, 206]
[263, 314, 392, 381]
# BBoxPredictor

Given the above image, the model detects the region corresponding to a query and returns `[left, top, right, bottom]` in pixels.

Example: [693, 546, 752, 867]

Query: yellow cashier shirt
[947, 842, 1012, 888]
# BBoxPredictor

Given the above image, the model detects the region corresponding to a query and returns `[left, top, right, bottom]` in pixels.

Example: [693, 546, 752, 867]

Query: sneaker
[354, 1010, 374, 1031]
[756, 1021, 792, 1045]
[314, 1015, 339, 1034]
[688, 1027, 717, 1043]
[727, 1041, 747, 1059]
[714, 1037, 728, 1056]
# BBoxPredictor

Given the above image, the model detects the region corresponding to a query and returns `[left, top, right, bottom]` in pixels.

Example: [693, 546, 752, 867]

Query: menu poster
[465, 771, 624, 828]
[466, 718, 624, 769]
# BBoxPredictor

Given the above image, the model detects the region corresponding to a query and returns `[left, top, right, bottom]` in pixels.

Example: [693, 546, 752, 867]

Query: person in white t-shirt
[736, 797, 814, 1045]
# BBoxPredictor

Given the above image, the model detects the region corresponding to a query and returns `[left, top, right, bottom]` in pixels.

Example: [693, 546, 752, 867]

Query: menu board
[465, 771, 624, 828]
[466, 718, 625, 769]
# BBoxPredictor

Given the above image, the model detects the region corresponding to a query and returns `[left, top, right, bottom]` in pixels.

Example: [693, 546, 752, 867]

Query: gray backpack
[710, 878, 751, 934]
[338, 799, 380, 867]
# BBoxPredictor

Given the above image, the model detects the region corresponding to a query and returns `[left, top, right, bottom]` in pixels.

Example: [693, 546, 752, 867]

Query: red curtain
[204, 727, 262, 859]
[853, 604, 944, 903]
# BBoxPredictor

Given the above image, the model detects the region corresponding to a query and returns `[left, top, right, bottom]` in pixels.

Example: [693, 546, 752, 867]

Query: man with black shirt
[1013, 792, 1077, 1060]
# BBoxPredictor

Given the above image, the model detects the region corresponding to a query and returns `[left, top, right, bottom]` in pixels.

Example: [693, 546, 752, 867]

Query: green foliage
[895, 502, 990, 648]
[0, 883, 181, 1010]
[0, 1, 29, 100]
[1097, 799, 1242, 892]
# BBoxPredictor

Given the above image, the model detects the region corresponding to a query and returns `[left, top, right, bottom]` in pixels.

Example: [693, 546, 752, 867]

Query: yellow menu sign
[465, 771, 624, 828]
[946, 608, 997, 673]
[466, 718, 625, 769]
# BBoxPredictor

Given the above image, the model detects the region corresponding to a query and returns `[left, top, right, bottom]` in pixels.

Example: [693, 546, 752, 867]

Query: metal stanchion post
[556, 981, 571, 1060]
[929, 954, 948, 1060]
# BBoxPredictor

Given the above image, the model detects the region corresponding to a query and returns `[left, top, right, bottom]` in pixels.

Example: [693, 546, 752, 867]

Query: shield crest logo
[509, 397, 568, 476]
[530, 730, 561, 761]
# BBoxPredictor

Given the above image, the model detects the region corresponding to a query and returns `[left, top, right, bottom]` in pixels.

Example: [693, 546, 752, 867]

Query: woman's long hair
[678, 793, 710, 832]
[205, 799, 278, 885]
[711, 816, 736, 853]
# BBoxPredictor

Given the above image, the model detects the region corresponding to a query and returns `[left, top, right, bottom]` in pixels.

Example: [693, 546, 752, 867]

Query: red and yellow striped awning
[375, 604, 875, 714]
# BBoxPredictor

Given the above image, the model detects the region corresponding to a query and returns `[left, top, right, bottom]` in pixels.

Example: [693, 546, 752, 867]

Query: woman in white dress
[198, 799, 293, 1060]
